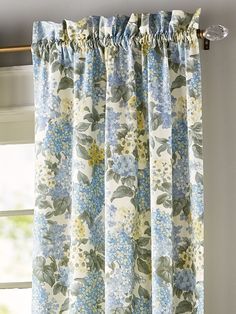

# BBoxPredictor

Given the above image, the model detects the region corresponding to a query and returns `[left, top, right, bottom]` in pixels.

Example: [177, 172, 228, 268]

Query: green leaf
[106, 169, 114, 181]
[51, 61, 61, 73]
[121, 176, 134, 187]
[113, 173, 120, 184]
[33, 256, 55, 287]
[77, 133, 93, 145]
[170, 62, 180, 73]
[92, 106, 100, 121]
[79, 211, 93, 228]
[192, 134, 202, 146]
[49, 256, 57, 271]
[83, 113, 94, 123]
[171, 75, 186, 92]
[137, 258, 151, 274]
[42, 266, 55, 287]
[97, 254, 105, 271]
[59, 298, 69, 314]
[162, 182, 171, 192]
[91, 122, 100, 131]
[134, 62, 142, 73]
[76, 144, 90, 160]
[53, 282, 67, 296]
[137, 237, 150, 247]
[111, 185, 133, 202]
[144, 227, 151, 236]
[77, 170, 90, 185]
[110, 85, 123, 102]
[156, 137, 168, 144]
[152, 114, 162, 130]
[156, 144, 167, 156]
[36, 197, 51, 209]
[77, 122, 90, 132]
[75, 61, 85, 75]
[53, 197, 71, 216]
[183, 204, 190, 217]
[45, 211, 55, 219]
[110, 85, 131, 103]
[174, 286, 183, 299]
[195, 172, 203, 185]
[137, 247, 151, 260]
[173, 198, 190, 217]
[156, 256, 172, 283]
[57, 77, 73, 92]
[192, 144, 203, 159]
[130, 197, 136, 207]
[191, 122, 202, 133]
[156, 193, 168, 205]
[175, 300, 193, 314]
[138, 285, 150, 299]
[37, 184, 48, 194]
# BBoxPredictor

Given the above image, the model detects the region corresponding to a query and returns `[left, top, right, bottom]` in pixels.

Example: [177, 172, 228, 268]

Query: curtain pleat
[32, 9, 204, 314]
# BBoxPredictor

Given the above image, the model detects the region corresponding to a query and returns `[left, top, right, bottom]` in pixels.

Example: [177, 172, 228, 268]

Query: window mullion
[0, 209, 34, 217]
[0, 281, 32, 289]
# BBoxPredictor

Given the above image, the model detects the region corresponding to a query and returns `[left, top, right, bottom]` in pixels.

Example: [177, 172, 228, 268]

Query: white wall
[0, 1, 236, 313]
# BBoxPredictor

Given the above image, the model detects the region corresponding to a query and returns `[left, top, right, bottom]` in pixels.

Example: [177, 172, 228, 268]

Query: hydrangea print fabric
[32, 9, 204, 314]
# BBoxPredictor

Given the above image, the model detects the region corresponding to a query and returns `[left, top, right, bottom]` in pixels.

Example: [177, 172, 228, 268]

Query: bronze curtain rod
[0, 29, 211, 53]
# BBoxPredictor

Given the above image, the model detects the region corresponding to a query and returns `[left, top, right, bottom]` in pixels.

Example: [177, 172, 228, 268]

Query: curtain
[31, 9, 204, 314]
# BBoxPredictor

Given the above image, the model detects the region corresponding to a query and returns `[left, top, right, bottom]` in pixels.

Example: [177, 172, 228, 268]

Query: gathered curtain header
[32, 9, 200, 52]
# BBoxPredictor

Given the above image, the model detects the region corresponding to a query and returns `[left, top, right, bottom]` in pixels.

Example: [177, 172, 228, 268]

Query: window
[0, 65, 34, 314]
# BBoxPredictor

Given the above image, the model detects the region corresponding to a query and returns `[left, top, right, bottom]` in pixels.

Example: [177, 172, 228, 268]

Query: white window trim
[0, 65, 34, 144]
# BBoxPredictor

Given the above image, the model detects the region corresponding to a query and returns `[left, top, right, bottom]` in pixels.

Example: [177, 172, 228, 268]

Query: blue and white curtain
[32, 9, 204, 313]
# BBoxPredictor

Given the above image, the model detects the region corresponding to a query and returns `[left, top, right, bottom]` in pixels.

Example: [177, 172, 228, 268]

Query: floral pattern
[32, 9, 204, 314]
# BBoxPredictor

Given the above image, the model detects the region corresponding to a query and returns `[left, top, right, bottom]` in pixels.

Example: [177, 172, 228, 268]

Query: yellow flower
[140, 34, 150, 56]
[193, 219, 204, 243]
[73, 217, 86, 238]
[195, 245, 204, 281]
[137, 111, 145, 129]
[188, 97, 202, 125]
[70, 245, 89, 276]
[175, 96, 187, 120]
[153, 159, 171, 179]
[180, 246, 195, 268]
[38, 164, 56, 188]
[137, 134, 148, 169]
[128, 95, 136, 107]
[88, 140, 104, 166]
[47, 178, 56, 188]
[76, 18, 87, 29]
[61, 98, 72, 116]
[132, 211, 149, 240]
[119, 131, 137, 155]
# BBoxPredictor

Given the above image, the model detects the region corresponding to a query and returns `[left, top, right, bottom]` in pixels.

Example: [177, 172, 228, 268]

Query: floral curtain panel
[32, 9, 204, 314]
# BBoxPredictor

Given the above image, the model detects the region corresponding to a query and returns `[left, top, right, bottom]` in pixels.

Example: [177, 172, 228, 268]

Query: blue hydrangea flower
[174, 269, 196, 291]
[112, 154, 137, 177]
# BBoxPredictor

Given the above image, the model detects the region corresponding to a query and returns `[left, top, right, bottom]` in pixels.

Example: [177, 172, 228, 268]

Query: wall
[0, 1, 236, 313]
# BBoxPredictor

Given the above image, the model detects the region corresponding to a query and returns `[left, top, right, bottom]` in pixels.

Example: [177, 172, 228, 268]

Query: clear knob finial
[204, 25, 229, 41]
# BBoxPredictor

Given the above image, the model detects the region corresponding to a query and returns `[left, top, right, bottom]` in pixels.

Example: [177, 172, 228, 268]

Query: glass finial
[204, 25, 229, 41]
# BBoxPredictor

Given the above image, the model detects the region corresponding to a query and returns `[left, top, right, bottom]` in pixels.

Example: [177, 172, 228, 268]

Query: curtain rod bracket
[197, 25, 229, 50]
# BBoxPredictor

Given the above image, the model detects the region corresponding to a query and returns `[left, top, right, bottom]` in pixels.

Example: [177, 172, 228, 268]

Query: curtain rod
[0, 26, 228, 53]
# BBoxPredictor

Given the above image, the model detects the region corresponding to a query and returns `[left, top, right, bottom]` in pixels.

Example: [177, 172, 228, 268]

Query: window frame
[0, 65, 34, 294]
